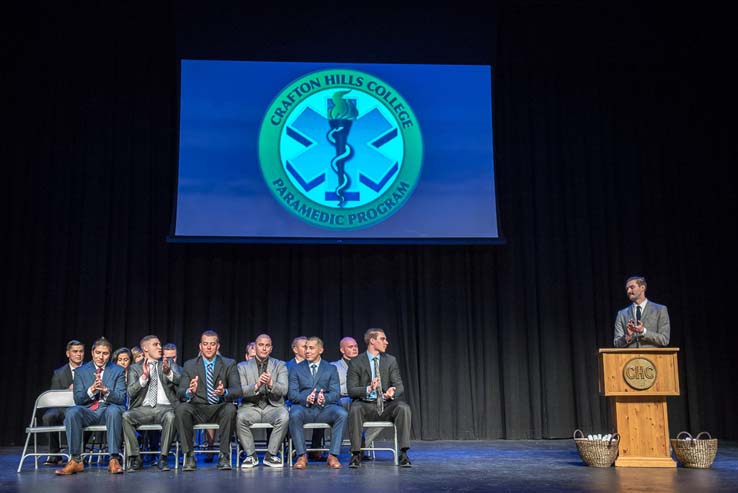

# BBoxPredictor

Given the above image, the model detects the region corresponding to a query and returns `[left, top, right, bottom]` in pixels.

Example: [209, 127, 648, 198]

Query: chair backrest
[35, 389, 75, 409]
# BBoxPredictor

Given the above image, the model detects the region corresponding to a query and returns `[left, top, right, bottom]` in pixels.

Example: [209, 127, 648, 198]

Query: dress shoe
[308, 451, 325, 461]
[127, 456, 143, 471]
[55, 459, 84, 475]
[157, 455, 170, 471]
[294, 454, 308, 469]
[204, 446, 215, 463]
[326, 454, 341, 469]
[44, 456, 62, 466]
[108, 457, 124, 474]
[216, 452, 232, 470]
[349, 453, 362, 468]
[398, 451, 412, 468]
[182, 453, 197, 471]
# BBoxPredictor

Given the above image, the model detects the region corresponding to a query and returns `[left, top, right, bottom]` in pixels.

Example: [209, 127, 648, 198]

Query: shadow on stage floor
[5, 439, 738, 492]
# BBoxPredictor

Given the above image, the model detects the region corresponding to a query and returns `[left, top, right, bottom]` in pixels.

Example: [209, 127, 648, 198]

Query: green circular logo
[259, 69, 423, 230]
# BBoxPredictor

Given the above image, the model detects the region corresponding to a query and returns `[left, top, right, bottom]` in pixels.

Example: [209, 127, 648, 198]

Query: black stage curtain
[2, 3, 736, 445]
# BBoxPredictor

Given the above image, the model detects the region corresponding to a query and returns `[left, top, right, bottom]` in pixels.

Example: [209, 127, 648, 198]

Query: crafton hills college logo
[258, 69, 423, 230]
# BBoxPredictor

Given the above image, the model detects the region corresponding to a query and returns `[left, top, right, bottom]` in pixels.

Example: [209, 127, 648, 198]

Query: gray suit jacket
[127, 361, 180, 409]
[330, 358, 349, 396]
[238, 357, 288, 407]
[614, 300, 671, 348]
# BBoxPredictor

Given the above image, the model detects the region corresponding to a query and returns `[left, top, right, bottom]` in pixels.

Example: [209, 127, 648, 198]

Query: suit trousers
[42, 408, 65, 453]
[236, 404, 289, 456]
[288, 404, 348, 457]
[122, 405, 175, 458]
[64, 404, 123, 458]
[175, 402, 236, 455]
[348, 399, 411, 452]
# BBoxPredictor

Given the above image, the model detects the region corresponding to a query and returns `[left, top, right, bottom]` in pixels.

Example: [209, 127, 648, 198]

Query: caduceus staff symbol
[327, 91, 358, 207]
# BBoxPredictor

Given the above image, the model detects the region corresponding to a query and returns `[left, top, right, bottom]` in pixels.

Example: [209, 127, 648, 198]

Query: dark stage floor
[5, 439, 738, 492]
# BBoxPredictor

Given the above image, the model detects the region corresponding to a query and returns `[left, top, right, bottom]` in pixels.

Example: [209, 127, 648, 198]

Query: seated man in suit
[236, 334, 289, 468]
[42, 339, 84, 465]
[614, 275, 671, 348]
[175, 330, 241, 471]
[347, 328, 412, 468]
[287, 336, 347, 469]
[55, 337, 127, 475]
[122, 335, 180, 471]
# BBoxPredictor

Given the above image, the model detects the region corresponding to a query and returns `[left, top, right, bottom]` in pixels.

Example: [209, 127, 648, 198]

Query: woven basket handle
[609, 432, 620, 446]
[573, 429, 584, 439]
[695, 432, 712, 440]
[676, 431, 693, 440]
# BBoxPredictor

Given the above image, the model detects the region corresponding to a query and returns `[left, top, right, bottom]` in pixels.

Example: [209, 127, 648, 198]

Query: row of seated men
[49, 328, 412, 475]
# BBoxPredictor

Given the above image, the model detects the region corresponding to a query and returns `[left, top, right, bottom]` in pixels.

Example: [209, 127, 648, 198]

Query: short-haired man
[122, 335, 179, 471]
[330, 337, 359, 409]
[614, 276, 671, 348]
[175, 330, 240, 471]
[236, 334, 289, 468]
[287, 337, 347, 469]
[55, 337, 127, 475]
[42, 340, 84, 465]
[347, 328, 412, 468]
[285, 336, 307, 370]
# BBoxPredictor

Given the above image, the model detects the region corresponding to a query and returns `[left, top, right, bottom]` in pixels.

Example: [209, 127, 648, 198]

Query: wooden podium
[598, 348, 680, 467]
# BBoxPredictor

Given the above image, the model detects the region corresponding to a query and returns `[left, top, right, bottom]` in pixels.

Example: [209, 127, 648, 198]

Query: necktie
[635, 305, 642, 348]
[206, 362, 217, 404]
[146, 361, 158, 407]
[90, 367, 102, 411]
[373, 357, 384, 415]
[310, 363, 317, 378]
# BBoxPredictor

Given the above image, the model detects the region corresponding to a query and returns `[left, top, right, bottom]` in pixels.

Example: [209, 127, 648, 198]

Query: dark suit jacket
[127, 361, 180, 409]
[176, 355, 241, 404]
[51, 364, 74, 390]
[347, 352, 405, 401]
[72, 361, 127, 410]
[287, 359, 341, 407]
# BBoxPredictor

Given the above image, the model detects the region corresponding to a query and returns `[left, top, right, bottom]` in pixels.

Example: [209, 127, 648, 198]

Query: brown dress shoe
[294, 454, 308, 469]
[308, 451, 325, 461]
[108, 457, 123, 474]
[327, 454, 341, 469]
[55, 460, 84, 475]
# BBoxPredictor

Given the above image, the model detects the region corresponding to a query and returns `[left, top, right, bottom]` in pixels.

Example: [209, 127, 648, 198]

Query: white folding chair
[81, 424, 109, 464]
[288, 422, 332, 467]
[17, 390, 75, 472]
[189, 423, 233, 464]
[361, 421, 398, 464]
[235, 423, 285, 467]
[122, 424, 179, 471]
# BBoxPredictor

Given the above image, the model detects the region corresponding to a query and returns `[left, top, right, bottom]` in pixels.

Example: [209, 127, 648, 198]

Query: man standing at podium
[614, 275, 671, 348]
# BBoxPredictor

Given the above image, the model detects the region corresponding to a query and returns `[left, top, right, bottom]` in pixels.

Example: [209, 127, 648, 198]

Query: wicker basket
[573, 429, 619, 467]
[671, 431, 718, 468]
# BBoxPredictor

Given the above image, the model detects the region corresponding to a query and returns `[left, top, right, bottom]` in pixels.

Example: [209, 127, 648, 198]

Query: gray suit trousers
[122, 405, 175, 458]
[236, 404, 289, 456]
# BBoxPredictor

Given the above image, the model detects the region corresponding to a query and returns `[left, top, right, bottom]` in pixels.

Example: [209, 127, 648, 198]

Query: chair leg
[16, 431, 33, 473]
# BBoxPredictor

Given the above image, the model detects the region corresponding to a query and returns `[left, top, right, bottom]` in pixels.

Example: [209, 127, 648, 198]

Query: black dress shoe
[128, 456, 143, 471]
[398, 452, 412, 468]
[349, 453, 362, 468]
[182, 453, 197, 471]
[43, 456, 62, 466]
[157, 455, 170, 471]
[204, 446, 215, 462]
[216, 452, 232, 470]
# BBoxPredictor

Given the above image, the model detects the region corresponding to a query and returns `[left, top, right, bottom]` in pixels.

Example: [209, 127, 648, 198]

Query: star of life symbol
[259, 69, 422, 230]
[281, 90, 403, 208]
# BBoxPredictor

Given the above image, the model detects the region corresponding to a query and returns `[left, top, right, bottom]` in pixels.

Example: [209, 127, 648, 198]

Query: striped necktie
[146, 361, 158, 407]
[373, 357, 384, 415]
[206, 361, 218, 404]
